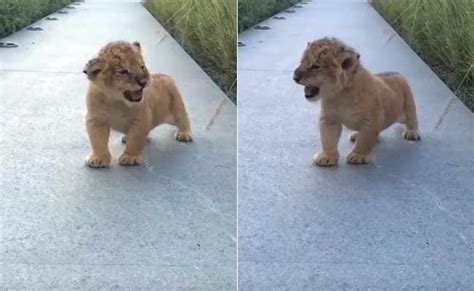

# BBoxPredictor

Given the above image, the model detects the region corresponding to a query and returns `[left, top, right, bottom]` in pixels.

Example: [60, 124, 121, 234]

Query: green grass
[238, 0, 300, 32]
[144, 0, 236, 102]
[0, 0, 73, 39]
[373, 0, 474, 111]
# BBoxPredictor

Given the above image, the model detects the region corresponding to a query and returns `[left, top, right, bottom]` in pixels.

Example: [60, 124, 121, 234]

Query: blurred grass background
[373, 0, 474, 111]
[0, 0, 73, 38]
[144, 0, 237, 102]
[238, 0, 300, 32]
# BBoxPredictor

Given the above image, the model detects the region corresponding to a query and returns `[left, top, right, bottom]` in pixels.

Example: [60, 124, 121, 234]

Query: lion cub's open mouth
[124, 89, 143, 102]
[304, 86, 320, 98]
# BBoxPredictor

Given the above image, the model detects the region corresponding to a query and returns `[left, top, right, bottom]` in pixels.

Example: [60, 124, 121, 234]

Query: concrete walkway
[0, 0, 235, 289]
[238, 0, 473, 289]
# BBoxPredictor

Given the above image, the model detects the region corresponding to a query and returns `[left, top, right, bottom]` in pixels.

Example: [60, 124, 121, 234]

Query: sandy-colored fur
[293, 37, 420, 166]
[83, 41, 192, 168]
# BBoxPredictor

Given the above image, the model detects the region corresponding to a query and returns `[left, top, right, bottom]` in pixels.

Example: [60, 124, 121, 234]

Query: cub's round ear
[132, 41, 141, 51]
[83, 57, 104, 79]
[340, 47, 360, 70]
[341, 57, 354, 69]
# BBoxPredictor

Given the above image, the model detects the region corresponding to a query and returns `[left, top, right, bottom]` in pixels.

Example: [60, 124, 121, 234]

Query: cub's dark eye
[141, 65, 145, 70]
[119, 69, 129, 75]
[311, 65, 321, 70]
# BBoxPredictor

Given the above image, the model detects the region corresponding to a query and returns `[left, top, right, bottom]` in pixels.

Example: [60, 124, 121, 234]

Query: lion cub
[83, 41, 192, 168]
[293, 37, 420, 166]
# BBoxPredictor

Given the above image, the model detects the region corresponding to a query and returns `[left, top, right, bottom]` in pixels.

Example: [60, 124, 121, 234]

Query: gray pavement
[0, 0, 236, 289]
[238, 0, 474, 289]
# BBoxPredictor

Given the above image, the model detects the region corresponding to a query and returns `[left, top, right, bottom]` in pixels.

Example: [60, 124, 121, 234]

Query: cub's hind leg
[156, 74, 192, 142]
[401, 84, 421, 140]
[174, 114, 192, 142]
[168, 80, 193, 142]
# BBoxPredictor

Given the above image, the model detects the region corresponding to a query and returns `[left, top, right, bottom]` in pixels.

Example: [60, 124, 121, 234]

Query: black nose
[137, 78, 148, 88]
[293, 70, 302, 83]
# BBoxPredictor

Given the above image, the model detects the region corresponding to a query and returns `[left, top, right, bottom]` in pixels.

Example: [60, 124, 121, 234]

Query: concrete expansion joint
[205, 98, 228, 131]
[433, 96, 457, 130]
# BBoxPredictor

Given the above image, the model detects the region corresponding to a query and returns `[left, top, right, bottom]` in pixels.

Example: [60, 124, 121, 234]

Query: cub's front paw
[118, 153, 144, 166]
[313, 152, 339, 167]
[346, 152, 370, 164]
[403, 129, 421, 141]
[85, 152, 111, 168]
[175, 131, 193, 142]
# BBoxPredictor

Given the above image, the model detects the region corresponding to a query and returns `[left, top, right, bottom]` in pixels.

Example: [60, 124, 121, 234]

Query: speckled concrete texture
[238, 0, 474, 289]
[0, 0, 236, 289]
